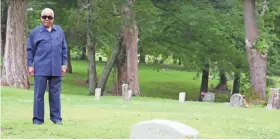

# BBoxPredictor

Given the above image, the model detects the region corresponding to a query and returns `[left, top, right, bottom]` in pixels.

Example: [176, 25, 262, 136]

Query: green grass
[2, 60, 280, 139]
[2, 87, 280, 139]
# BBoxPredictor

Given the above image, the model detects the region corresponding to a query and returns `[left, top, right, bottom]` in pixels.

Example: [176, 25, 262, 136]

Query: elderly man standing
[26, 8, 67, 125]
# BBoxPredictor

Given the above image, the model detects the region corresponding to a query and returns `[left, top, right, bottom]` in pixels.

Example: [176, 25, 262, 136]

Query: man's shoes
[53, 121, 63, 125]
[33, 121, 44, 125]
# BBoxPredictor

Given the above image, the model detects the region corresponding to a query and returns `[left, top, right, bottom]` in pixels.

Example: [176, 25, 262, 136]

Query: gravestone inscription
[129, 119, 199, 139]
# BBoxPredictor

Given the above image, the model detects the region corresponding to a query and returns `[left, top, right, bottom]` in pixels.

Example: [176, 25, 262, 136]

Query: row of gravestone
[96, 86, 247, 108]
[178, 92, 247, 108]
[178, 92, 216, 103]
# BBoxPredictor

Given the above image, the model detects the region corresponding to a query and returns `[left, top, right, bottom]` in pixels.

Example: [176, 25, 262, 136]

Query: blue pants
[33, 76, 62, 124]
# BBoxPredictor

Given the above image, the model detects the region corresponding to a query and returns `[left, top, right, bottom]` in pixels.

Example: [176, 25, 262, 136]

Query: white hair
[41, 8, 54, 17]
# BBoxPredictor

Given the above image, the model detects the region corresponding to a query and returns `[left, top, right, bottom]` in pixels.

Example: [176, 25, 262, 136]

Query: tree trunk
[178, 58, 181, 65]
[1, 25, 5, 58]
[113, 39, 128, 95]
[86, 3, 97, 95]
[67, 45, 72, 74]
[87, 42, 97, 94]
[214, 70, 227, 91]
[123, 0, 140, 96]
[97, 37, 122, 95]
[172, 55, 177, 64]
[80, 46, 87, 60]
[1, 0, 29, 89]
[126, 25, 140, 96]
[1, 1, 7, 58]
[198, 63, 209, 101]
[139, 47, 145, 64]
[243, 0, 267, 100]
[113, 0, 140, 96]
[232, 72, 241, 94]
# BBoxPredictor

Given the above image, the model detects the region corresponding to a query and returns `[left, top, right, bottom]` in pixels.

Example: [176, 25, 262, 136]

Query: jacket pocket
[34, 38, 48, 56]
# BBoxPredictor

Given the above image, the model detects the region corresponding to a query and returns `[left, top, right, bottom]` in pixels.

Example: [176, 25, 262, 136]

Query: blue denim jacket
[26, 24, 67, 76]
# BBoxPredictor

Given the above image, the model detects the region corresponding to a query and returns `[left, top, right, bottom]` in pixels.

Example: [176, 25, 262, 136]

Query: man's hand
[61, 66, 67, 76]
[28, 67, 34, 76]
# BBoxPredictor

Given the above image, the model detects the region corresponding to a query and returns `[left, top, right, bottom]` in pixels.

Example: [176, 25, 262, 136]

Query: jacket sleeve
[26, 31, 35, 67]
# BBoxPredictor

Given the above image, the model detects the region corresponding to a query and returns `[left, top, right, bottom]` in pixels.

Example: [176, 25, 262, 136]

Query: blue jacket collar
[40, 24, 58, 32]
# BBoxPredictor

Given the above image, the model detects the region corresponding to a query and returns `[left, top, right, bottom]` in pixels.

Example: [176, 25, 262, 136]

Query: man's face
[41, 11, 54, 28]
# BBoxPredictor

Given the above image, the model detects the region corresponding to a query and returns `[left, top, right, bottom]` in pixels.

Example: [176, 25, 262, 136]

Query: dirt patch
[75, 80, 88, 86]
[248, 98, 267, 106]
[1, 127, 12, 132]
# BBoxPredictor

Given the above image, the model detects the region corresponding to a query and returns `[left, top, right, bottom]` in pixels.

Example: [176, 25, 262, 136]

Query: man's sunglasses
[41, 15, 53, 20]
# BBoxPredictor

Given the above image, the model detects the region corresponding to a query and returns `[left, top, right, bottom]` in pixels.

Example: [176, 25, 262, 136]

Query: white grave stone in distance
[124, 90, 132, 101]
[95, 88, 101, 100]
[129, 119, 199, 139]
[122, 84, 128, 101]
[266, 88, 280, 110]
[230, 93, 244, 107]
[122, 84, 128, 98]
[202, 92, 215, 102]
[179, 92, 186, 103]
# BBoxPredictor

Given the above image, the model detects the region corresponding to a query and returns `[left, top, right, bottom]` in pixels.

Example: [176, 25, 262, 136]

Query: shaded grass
[1, 87, 280, 139]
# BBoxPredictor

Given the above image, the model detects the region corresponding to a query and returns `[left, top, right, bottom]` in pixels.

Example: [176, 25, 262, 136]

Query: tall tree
[243, 0, 267, 100]
[83, 0, 98, 94]
[114, 0, 140, 96]
[199, 62, 210, 101]
[232, 71, 241, 94]
[125, 0, 140, 96]
[214, 70, 227, 91]
[1, 0, 29, 88]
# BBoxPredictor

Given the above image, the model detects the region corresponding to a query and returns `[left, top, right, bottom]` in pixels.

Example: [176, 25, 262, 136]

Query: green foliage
[252, 38, 269, 55]
[146, 0, 247, 74]
[240, 73, 251, 94]
[266, 77, 277, 88]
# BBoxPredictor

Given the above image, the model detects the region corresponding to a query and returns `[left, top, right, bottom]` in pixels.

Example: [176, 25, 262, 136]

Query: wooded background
[1, 0, 280, 102]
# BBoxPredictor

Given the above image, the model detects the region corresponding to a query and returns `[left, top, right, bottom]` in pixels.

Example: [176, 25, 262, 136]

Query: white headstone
[128, 90, 132, 100]
[124, 90, 132, 101]
[129, 119, 199, 139]
[179, 92, 186, 103]
[202, 92, 215, 102]
[266, 88, 280, 110]
[122, 84, 128, 97]
[230, 94, 244, 107]
[95, 88, 101, 100]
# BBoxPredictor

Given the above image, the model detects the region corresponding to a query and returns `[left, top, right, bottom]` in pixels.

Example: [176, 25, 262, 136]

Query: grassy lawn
[1, 60, 280, 139]
[2, 87, 280, 139]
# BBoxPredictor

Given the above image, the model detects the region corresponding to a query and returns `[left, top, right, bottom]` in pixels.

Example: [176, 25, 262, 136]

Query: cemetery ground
[1, 60, 280, 139]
